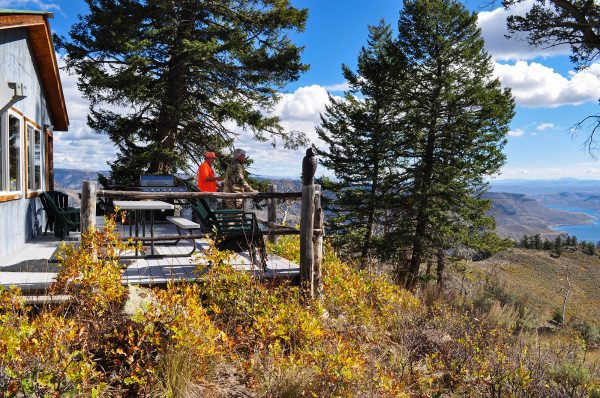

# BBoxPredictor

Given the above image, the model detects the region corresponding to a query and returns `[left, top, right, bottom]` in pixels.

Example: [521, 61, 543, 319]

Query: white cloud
[237, 85, 343, 177]
[55, 70, 337, 177]
[274, 85, 331, 123]
[0, 0, 63, 14]
[323, 82, 349, 92]
[494, 61, 600, 107]
[508, 128, 525, 137]
[54, 60, 116, 171]
[53, 55, 600, 177]
[536, 123, 555, 131]
[477, 1, 570, 61]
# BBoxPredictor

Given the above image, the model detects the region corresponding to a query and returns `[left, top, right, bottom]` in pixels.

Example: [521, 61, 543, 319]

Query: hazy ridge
[484, 192, 595, 240]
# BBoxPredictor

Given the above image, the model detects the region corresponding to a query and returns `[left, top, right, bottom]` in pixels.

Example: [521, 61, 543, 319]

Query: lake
[547, 205, 600, 243]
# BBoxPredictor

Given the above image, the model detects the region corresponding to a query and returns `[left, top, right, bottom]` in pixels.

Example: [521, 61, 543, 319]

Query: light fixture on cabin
[7, 82, 26, 99]
[0, 77, 27, 109]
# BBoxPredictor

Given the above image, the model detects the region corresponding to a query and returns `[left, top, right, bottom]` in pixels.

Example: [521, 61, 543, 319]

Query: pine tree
[56, 0, 308, 184]
[554, 235, 563, 257]
[533, 234, 542, 249]
[317, 22, 405, 262]
[392, 0, 514, 288]
[542, 239, 552, 250]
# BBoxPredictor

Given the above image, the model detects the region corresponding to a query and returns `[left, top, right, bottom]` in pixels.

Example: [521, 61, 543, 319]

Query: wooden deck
[0, 217, 299, 293]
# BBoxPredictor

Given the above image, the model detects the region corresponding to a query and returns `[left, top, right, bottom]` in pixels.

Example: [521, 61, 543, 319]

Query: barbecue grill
[136, 175, 189, 220]
[139, 175, 188, 192]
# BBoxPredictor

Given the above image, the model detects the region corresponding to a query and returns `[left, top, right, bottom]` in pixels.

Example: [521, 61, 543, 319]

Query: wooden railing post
[267, 184, 278, 244]
[300, 146, 317, 298]
[80, 180, 97, 233]
[313, 185, 324, 300]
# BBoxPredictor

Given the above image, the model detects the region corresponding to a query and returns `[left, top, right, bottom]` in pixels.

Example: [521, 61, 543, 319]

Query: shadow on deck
[0, 216, 299, 295]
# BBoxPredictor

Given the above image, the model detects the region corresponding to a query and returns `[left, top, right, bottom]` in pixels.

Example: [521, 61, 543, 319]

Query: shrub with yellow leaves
[1, 214, 598, 397]
[0, 287, 101, 397]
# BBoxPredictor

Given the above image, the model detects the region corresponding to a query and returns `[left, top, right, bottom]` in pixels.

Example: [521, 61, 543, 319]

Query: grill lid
[140, 175, 175, 187]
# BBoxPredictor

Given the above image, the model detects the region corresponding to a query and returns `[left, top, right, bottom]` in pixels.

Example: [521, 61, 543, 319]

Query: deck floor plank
[0, 219, 299, 292]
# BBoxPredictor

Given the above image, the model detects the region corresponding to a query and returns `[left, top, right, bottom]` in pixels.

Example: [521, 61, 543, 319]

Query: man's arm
[233, 164, 258, 192]
[205, 176, 223, 182]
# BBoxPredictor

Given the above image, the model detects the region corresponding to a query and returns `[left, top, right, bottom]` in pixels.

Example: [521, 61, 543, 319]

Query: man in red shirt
[197, 152, 223, 192]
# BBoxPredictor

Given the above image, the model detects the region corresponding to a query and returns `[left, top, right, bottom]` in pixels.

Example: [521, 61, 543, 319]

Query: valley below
[489, 178, 600, 242]
[484, 192, 596, 240]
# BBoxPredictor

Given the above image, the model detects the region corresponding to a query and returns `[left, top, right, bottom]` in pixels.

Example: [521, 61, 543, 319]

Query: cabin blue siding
[0, 27, 53, 261]
[0, 27, 52, 125]
[0, 196, 44, 260]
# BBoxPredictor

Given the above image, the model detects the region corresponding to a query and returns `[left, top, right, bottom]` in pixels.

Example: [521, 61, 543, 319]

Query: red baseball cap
[205, 151, 217, 158]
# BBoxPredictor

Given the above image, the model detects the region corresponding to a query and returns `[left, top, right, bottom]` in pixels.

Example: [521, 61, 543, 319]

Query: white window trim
[0, 109, 24, 196]
[25, 121, 44, 194]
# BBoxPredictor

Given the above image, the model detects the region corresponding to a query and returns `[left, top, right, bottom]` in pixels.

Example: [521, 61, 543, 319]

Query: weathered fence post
[300, 147, 317, 298]
[80, 180, 97, 233]
[312, 185, 324, 300]
[267, 184, 278, 244]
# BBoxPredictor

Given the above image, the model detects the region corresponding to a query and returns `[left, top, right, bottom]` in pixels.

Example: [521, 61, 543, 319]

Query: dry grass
[468, 248, 600, 325]
[151, 346, 208, 398]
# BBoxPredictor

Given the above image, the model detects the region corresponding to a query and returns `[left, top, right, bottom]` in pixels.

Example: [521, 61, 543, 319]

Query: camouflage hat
[233, 148, 246, 158]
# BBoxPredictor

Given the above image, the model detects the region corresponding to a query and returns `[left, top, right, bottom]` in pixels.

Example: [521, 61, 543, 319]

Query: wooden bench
[167, 216, 201, 232]
[166, 216, 202, 255]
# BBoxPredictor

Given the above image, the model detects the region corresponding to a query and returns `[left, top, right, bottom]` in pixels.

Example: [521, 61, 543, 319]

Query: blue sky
[3, 0, 600, 180]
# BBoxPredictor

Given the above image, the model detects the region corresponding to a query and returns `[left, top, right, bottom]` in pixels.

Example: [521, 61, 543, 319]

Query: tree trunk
[424, 258, 433, 287]
[361, 164, 379, 265]
[405, 60, 442, 290]
[436, 248, 445, 287]
[149, 8, 194, 174]
[406, 128, 436, 289]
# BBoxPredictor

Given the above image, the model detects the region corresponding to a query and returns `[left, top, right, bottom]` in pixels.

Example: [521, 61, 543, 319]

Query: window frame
[0, 108, 24, 201]
[25, 119, 44, 197]
[44, 128, 53, 191]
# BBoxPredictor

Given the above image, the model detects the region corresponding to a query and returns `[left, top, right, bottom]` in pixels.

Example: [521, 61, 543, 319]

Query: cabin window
[0, 117, 3, 191]
[8, 114, 21, 192]
[45, 130, 53, 191]
[0, 111, 23, 194]
[27, 124, 42, 191]
[0, 110, 23, 194]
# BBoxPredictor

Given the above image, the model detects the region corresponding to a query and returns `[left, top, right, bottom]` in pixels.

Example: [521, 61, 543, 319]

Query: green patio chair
[39, 190, 67, 234]
[175, 177, 267, 268]
[40, 192, 81, 239]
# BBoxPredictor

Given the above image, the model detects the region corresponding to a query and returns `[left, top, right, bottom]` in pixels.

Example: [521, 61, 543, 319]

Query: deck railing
[80, 148, 324, 299]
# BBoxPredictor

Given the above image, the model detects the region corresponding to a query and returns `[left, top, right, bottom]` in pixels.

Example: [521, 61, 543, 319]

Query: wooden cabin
[0, 9, 68, 259]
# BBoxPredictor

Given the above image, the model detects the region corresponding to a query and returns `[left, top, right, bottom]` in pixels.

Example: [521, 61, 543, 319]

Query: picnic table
[114, 200, 177, 257]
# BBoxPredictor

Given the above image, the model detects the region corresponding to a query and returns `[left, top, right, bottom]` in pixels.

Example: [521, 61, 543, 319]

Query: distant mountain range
[488, 180, 600, 238]
[54, 168, 108, 190]
[54, 169, 303, 191]
[490, 178, 600, 196]
[483, 192, 594, 240]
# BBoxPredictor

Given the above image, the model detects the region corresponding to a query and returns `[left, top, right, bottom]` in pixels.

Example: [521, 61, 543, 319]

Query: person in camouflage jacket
[223, 148, 258, 209]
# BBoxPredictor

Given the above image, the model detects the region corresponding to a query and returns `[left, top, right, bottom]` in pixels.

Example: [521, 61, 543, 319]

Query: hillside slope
[468, 248, 600, 325]
[484, 192, 594, 240]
